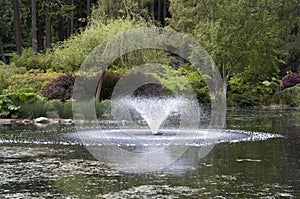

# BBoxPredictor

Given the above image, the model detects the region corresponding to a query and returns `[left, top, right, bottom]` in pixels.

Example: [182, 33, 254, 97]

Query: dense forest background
[0, 0, 171, 56]
[0, 0, 300, 119]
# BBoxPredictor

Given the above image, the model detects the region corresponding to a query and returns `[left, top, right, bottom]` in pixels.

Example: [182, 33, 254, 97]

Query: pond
[0, 109, 299, 198]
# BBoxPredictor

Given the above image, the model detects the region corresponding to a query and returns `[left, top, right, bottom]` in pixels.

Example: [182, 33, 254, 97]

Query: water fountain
[111, 96, 204, 135]
[69, 95, 283, 173]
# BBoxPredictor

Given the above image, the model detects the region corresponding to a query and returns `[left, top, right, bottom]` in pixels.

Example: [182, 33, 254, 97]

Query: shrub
[0, 65, 26, 94]
[73, 99, 97, 120]
[0, 95, 19, 118]
[5, 70, 63, 94]
[10, 48, 53, 71]
[229, 92, 260, 107]
[48, 99, 73, 119]
[62, 99, 73, 119]
[19, 101, 49, 119]
[0, 88, 45, 118]
[282, 73, 300, 89]
[227, 76, 276, 107]
[124, 64, 210, 104]
[51, 19, 143, 72]
[277, 84, 300, 106]
[96, 100, 111, 119]
[48, 100, 64, 118]
[42, 75, 75, 101]
[178, 66, 210, 105]
[71, 99, 112, 120]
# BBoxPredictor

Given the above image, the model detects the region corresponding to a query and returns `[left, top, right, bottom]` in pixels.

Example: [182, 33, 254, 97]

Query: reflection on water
[0, 109, 299, 198]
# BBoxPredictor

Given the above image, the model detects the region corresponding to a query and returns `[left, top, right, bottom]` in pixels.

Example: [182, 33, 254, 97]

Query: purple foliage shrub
[282, 73, 300, 89]
[42, 75, 75, 101]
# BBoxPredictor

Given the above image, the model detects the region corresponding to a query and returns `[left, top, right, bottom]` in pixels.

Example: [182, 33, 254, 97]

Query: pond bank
[1, 105, 299, 127]
[227, 105, 300, 110]
[0, 117, 74, 127]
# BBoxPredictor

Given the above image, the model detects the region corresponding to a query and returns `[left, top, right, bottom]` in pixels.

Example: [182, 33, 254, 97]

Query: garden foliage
[42, 75, 75, 101]
[277, 84, 300, 106]
[5, 70, 63, 94]
[10, 49, 53, 71]
[0, 0, 299, 121]
[282, 73, 300, 89]
[0, 88, 45, 118]
[0, 64, 26, 94]
[48, 99, 73, 119]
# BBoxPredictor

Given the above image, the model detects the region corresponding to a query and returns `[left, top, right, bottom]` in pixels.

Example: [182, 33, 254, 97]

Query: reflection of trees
[280, 110, 300, 194]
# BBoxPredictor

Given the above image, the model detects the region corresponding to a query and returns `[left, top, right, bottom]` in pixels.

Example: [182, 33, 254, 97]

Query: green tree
[169, 0, 300, 103]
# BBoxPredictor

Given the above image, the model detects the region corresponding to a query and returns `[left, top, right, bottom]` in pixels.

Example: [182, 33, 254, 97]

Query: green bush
[48, 99, 73, 119]
[178, 66, 210, 105]
[0, 95, 19, 118]
[70, 99, 112, 120]
[73, 99, 97, 120]
[62, 99, 73, 119]
[8, 20, 145, 73]
[5, 70, 63, 94]
[0, 88, 45, 118]
[0, 64, 26, 94]
[227, 77, 276, 107]
[19, 101, 49, 119]
[127, 63, 210, 105]
[10, 48, 53, 71]
[48, 100, 64, 117]
[51, 19, 144, 72]
[96, 100, 111, 119]
[276, 84, 300, 106]
[229, 92, 260, 107]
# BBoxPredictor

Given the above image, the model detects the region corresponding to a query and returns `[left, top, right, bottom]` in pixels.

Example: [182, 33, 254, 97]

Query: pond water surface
[0, 109, 299, 198]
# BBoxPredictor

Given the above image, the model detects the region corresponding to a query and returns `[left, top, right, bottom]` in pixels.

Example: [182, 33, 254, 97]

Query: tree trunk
[157, 0, 161, 24]
[71, 0, 74, 34]
[0, 39, 5, 63]
[210, 2, 214, 23]
[95, 71, 106, 103]
[109, 0, 114, 18]
[151, 0, 155, 21]
[58, 17, 64, 41]
[13, 0, 22, 55]
[45, 0, 51, 49]
[67, 19, 70, 38]
[31, 0, 38, 53]
[87, 0, 91, 19]
[163, 0, 167, 26]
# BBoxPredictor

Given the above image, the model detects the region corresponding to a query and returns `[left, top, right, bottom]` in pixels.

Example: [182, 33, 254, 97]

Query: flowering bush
[282, 73, 300, 89]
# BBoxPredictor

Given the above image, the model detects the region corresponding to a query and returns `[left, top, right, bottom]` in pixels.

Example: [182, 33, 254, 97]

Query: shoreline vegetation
[1, 105, 299, 127]
[1, 1, 300, 121]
